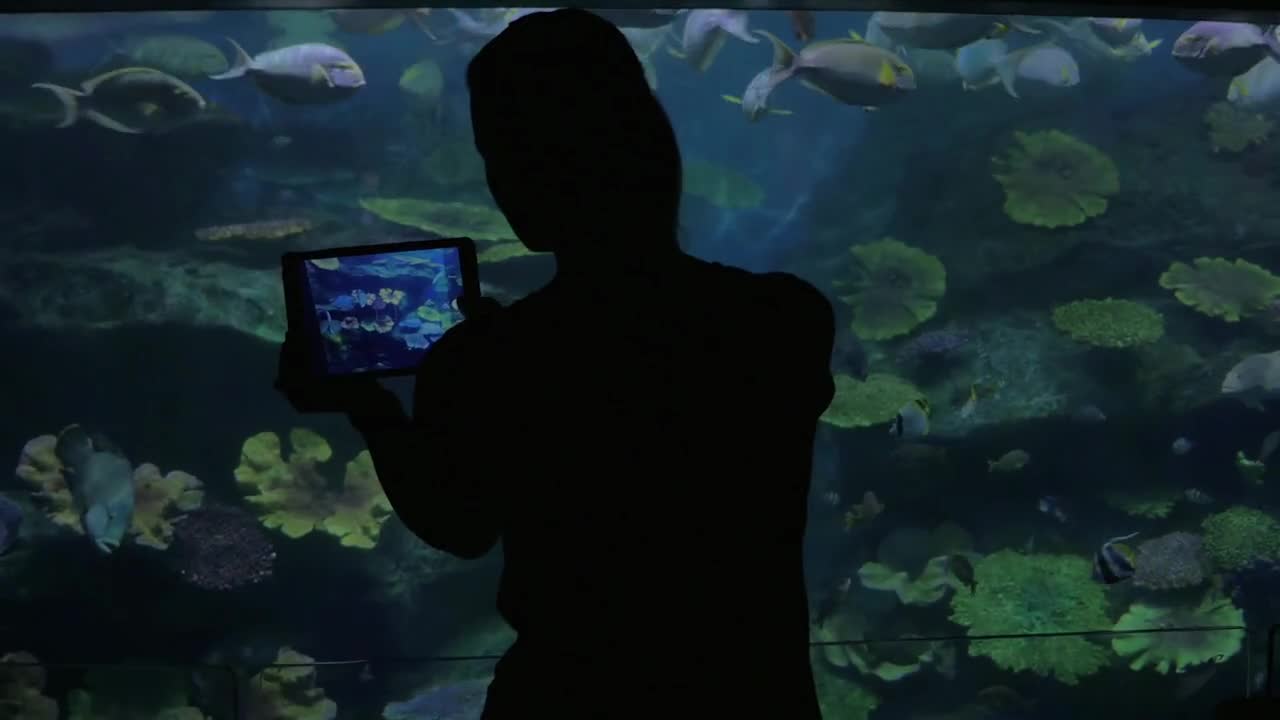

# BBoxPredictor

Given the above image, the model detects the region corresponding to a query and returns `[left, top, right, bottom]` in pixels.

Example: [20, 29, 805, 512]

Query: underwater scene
[301, 247, 466, 375]
[1, 5, 1280, 719]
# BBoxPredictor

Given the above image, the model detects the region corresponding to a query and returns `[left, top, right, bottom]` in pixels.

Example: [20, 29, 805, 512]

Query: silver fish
[211, 39, 365, 104]
[31, 67, 206, 134]
[676, 10, 758, 72]
[756, 30, 916, 109]
[54, 425, 134, 555]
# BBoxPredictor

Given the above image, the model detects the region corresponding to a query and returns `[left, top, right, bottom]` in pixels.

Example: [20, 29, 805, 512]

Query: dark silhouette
[277, 9, 835, 718]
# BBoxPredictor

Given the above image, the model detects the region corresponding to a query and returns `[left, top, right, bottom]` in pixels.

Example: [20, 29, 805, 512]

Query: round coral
[992, 130, 1119, 228]
[1052, 298, 1164, 348]
[821, 373, 924, 429]
[1133, 532, 1208, 591]
[837, 238, 946, 340]
[1159, 257, 1280, 323]
[1111, 592, 1245, 673]
[949, 550, 1111, 685]
[1204, 101, 1273, 153]
[1201, 506, 1280, 572]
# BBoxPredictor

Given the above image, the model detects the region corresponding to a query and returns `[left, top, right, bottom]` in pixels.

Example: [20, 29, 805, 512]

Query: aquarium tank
[2, 0, 1280, 717]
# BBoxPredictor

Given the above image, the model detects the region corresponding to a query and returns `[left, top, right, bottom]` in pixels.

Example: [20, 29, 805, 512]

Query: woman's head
[466, 9, 682, 254]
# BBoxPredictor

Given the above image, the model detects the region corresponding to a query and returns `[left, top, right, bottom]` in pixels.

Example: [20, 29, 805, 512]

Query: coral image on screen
[304, 248, 465, 374]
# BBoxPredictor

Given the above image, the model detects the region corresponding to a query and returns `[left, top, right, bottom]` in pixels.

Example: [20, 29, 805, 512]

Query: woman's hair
[465, 9, 682, 232]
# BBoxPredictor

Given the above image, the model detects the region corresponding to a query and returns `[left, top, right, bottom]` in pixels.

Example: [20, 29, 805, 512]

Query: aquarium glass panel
[3, 4, 1280, 718]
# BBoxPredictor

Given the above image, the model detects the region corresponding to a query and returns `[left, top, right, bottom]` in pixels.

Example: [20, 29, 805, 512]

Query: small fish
[1172, 437, 1196, 455]
[948, 554, 976, 593]
[820, 490, 840, 506]
[722, 68, 793, 122]
[1037, 495, 1068, 522]
[994, 43, 1080, 99]
[812, 575, 851, 626]
[1093, 532, 1138, 584]
[358, 662, 374, 682]
[843, 490, 884, 531]
[988, 449, 1030, 473]
[1185, 488, 1214, 505]
[890, 398, 930, 439]
[1236, 450, 1266, 486]
[1071, 404, 1107, 424]
[270, 134, 292, 149]
[0, 494, 23, 556]
[211, 39, 366, 105]
[957, 384, 980, 420]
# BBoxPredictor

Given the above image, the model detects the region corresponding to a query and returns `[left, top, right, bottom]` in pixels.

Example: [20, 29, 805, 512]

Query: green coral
[992, 130, 1119, 228]
[812, 663, 879, 720]
[1204, 101, 1272, 153]
[1102, 486, 1181, 519]
[246, 648, 337, 720]
[949, 550, 1110, 685]
[1159, 257, 1280, 323]
[681, 159, 764, 209]
[0, 652, 58, 720]
[1201, 506, 1280, 572]
[821, 373, 923, 429]
[857, 554, 969, 606]
[1051, 298, 1164, 348]
[1112, 591, 1245, 674]
[234, 429, 392, 549]
[359, 197, 515, 242]
[837, 239, 946, 340]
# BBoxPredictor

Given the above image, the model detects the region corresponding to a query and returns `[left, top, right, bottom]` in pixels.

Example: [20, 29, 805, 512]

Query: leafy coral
[1111, 591, 1245, 673]
[235, 429, 392, 549]
[359, 197, 515, 242]
[1204, 101, 1272, 153]
[992, 130, 1119, 228]
[1201, 506, 1280, 572]
[681, 159, 764, 209]
[821, 373, 923, 429]
[949, 550, 1111, 685]
[837, 238, 946, 340]
[812, 663, 879, 720]
[1051, 298, 1164, 348]
[858, 554, 968, 606]
[246, 648, 337, 720]
[1158, 257, 1280, 322]
[0, 651, 58, 720]
[1101, 486, 1181, 519]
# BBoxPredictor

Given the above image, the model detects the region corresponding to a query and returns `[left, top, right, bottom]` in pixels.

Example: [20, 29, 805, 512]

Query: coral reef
[193, 218, 314, 242]
[812, 664, 879, 720]
[235, 429, 392, 549]
[1111, 591, 1245, 673]
[812, 613, 948, 682]
[858, 554, 968, 606]
[0, 651, 58, 720]
[681, 158, 765, 209]
[991, 130, 1119, 228]
[245, 648, 337, 720]
[0, 248, 287, 343]
[171, 504, 276, 591]
[1201, 506, 1280, 572]
[949, 550, 1110, 685]
[837, 239, 947, 340]
[1051, 298, 1164, 348]
[1133, 532, 1208, 590]
[359, 197, 515, 242]
[820, 373, 924, 429]
[1158, 257, 1280, 322]
[14, 434, 204, 550]
[1204, 101, 1272, 153]
[1102, 486, 1182, 519]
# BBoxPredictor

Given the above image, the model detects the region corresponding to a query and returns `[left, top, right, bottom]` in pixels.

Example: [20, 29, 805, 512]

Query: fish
[99, 34, 229, 79]
[722, 67, 793, 122]
[0, 494, 22, 555]
[820, 490, 840, 506]
[1172, 437, 1196, 455]
[812, 575, 851, 626]
[1173, 22, 1280, 77]
[329, 9, 435, 39]
[31, 67, 206, 134]
[670, 10, 758, 72]
[1236, 450, 1266, 485]
[869, 12, 1014, 50]
[53, 424, 135, 555]
[957, 384, 980, 420]
[948, 554, 976, 593]
[1088, 17, 1144, 46]
[890, 398, 930, 439]
[988, 449, 1030, 473]
[954, 38, 1008, 90]
[1071, 404, 1107, 424]
[1037, 495, 1068, 522]
[995, 43, 1080, 98]
[898, 47, 962, 87]
[1261, 429, 1280, 463]
[270, 134, 293, 149]
[790, 11, 816, 43]
[1185, 488, 1214, 505]
[1093, 531, 1138, 584]
[755, 30, 916, 111]
[210, 39, 366, 105]
[1221, 350, 1280, 410]
[1229, 56, 1280, 110]
[843, 490, 884, 531]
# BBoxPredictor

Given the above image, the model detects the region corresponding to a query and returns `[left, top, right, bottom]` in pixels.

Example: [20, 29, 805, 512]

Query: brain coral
[1052, 298, 1164, 348]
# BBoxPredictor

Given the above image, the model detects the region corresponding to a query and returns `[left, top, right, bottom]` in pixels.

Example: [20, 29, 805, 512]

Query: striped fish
[1093, 532, 1138, 584]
